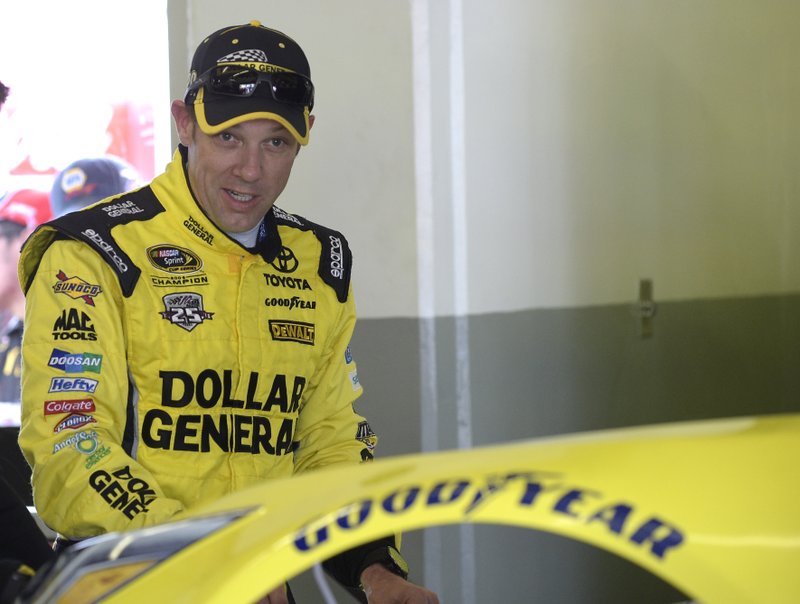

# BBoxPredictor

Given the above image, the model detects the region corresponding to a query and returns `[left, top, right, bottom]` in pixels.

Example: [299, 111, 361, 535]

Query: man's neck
[227, 220, 263, 249]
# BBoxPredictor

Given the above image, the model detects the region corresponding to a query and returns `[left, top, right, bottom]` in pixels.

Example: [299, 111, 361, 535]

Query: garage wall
[167, 2, 800, 602]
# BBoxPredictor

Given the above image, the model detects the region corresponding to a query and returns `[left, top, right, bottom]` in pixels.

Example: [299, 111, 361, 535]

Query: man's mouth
[226, 189, 255, 202]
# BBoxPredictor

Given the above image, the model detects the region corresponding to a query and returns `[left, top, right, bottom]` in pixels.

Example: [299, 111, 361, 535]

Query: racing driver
[17, 20, 438, 604]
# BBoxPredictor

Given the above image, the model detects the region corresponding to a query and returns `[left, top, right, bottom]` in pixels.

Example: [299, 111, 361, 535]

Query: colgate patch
[44, 399, 96, 416]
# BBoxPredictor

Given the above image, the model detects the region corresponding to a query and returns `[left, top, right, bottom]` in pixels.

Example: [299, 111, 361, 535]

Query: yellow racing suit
[17, 147, 379, 545]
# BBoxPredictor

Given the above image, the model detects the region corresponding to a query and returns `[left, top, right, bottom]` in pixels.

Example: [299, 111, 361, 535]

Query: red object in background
[0, 188, 52, 228]
[106, 102, 156, 181]
[8, 102, 155, 181]
[9, 157, 55, 177]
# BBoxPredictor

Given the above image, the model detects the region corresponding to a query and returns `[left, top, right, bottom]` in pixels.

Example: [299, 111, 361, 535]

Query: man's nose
[234, 147, 262, 181]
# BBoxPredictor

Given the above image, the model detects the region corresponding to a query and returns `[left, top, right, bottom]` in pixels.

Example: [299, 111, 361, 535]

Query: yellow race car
[19, 413, 800, 603]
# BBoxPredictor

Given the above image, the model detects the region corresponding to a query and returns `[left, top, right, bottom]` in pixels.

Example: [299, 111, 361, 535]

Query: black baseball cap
[185, 20, 314, 145]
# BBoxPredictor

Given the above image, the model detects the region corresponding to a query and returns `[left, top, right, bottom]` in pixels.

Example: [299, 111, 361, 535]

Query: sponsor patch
[54, 413, 97, 432]
[356, 420, 376, 450]
[268, 320, 315, 345]
[328, 235, 345, 279]
[264, 296, 316, 311]
[160, 292, 214, 331]
[263, 273, 312, 291]
[81, 229, 128, 273]
[150, 274, 209, 288]
[52, 309, 97, 341]
[270, 246, 299, 273]
[53, 271, 102, 306]
[345, 346, 353, 364]
[184, 215, 214, 244]
[49, 377, 99, 394]
[53, 430, 97, 454]
[272, 206, 303, 226]
[101, 200, 143, 218]
[48, 349, 103, 373]
[349, 370, 361, 391]
[76, 435, 100, 455]
[44, 398, 96, 416]
[89, 465, 157, 520]
[146, 244, 204, 274]
[85, 445, 111, 469]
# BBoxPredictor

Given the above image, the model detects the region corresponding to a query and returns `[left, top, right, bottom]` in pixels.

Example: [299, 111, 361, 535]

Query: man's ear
[171, 100, 195, 145]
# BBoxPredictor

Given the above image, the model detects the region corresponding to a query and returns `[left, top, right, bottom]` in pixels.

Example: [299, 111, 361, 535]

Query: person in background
[0, 156, 139, 598]
[17, 21, 438, 604]
[50, 156, 140, 218]
[0, 188, 52, 504]
[0, 80, 9, 201]
[0, 158, 139, 505]
[0, 78, 57, 604]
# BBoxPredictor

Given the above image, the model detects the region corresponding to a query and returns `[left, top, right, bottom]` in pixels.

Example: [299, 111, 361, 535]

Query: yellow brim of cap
[194, 87, 310, 145]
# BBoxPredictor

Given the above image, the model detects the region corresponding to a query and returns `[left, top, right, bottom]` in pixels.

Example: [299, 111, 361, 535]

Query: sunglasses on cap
[186, 66, 314, 110]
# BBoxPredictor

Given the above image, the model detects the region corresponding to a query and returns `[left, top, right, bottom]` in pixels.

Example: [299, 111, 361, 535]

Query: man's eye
[218, 132, 235, 142]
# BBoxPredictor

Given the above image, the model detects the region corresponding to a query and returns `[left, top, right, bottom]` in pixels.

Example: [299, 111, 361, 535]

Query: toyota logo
[271, 246, 299, 273]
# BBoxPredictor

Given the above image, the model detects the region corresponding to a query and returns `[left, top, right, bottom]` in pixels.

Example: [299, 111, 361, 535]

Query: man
[18, 21, 437, 604]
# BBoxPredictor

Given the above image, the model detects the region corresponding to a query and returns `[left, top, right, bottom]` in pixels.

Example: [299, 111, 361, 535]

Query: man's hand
[255, 585, 289, 604]
[360, 563, 440, 603]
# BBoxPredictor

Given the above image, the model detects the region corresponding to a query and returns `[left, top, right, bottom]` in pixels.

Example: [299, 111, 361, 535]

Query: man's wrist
[357, 545, 409, 590]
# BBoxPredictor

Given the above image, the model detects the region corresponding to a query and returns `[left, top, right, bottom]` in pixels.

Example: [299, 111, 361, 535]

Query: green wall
[293, 294, 799, 602]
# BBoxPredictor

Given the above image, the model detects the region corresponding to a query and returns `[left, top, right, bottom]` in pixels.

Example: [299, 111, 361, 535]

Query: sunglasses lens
[200, 67, 313, 108]
[209, 68, 259, 96]
[270, 73, 313, 106]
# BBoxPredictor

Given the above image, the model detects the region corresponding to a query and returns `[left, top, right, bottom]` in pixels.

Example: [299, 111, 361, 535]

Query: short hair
[0, 80, 9, 109]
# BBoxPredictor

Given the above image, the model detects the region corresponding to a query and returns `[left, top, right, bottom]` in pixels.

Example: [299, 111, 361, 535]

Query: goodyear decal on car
[293, 471, 684, 562]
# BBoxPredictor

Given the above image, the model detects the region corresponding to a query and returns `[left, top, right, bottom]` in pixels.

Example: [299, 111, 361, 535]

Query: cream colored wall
[462, 1, 800, 312]
[168, 0, 419, 319]
[168, 1, 800, 317]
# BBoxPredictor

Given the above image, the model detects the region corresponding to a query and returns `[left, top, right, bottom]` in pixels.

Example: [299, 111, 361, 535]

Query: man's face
[172, 101, 309, 233]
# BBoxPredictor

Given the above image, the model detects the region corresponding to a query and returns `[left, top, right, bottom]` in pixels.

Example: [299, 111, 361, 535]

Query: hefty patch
[49, 377, 99, 394]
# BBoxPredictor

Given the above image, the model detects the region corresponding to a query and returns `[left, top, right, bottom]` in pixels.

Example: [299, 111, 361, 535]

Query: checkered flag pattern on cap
[218, 49, 268, 64]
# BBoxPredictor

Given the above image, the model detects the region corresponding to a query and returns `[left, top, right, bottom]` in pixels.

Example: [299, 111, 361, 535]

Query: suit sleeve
[291, 285, 377, 474]
[290, 285, 402, 591]
[19, 238, 184, 539]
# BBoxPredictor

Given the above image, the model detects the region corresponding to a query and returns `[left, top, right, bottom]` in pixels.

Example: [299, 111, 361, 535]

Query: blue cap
[50, 156, 140, 217]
